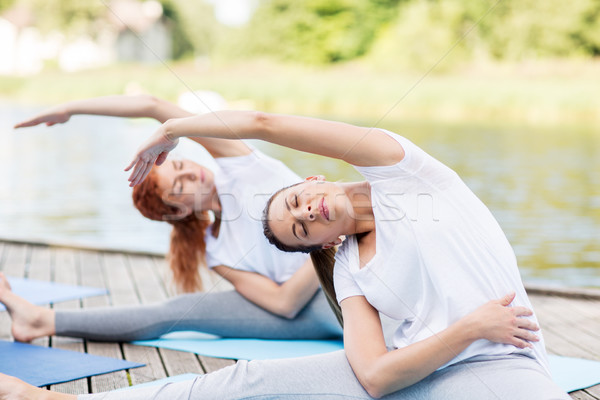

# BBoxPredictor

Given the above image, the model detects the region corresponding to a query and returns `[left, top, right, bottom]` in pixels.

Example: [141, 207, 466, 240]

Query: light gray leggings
[55, 289, 342, 341]
[78, 351, 570, 400]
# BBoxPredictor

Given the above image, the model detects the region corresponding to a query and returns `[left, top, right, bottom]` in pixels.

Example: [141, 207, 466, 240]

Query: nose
[298, 203, 315, 221]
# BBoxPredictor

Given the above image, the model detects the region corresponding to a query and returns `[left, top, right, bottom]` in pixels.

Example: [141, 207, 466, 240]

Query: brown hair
[310, 248, 343, 327]
[132, 168, 212, 293]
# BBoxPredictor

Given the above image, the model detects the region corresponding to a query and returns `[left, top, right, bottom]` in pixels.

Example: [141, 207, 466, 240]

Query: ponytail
[310, 247, 343, 327]
[168, 212, 212, 292]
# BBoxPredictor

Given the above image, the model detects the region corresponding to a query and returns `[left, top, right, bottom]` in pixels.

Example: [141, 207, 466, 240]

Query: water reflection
[0, 106, 598, 287]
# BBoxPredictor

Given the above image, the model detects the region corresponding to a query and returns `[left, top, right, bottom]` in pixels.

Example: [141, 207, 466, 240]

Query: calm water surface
[1, 105, 598, 287]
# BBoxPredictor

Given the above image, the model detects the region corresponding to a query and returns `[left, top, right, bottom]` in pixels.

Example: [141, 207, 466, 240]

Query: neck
[340, 181, 375, 235]
[209, 185, 222, 215]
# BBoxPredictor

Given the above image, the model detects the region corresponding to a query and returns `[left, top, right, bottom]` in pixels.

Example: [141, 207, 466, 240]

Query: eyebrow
[285, 196, 291, 212]
[284, 195, 301, 240]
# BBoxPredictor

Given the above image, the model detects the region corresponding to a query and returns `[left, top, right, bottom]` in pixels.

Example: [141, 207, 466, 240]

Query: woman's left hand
[466, 292, 540, 349]
[125, 125, 179, 186]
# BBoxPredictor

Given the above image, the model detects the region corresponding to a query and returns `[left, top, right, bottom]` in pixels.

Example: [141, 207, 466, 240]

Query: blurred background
[0, 0, 598, 287]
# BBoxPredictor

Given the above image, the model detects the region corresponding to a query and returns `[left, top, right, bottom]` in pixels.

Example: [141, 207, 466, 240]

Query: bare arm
[341, 293, 539, 398]
[14, 95, 250, 159]
[126, 111, 405, 186]
[212, 258, 320, 319]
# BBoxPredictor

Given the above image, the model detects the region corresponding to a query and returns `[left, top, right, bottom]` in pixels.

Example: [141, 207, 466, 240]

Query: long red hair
[132, 168, 212, 292]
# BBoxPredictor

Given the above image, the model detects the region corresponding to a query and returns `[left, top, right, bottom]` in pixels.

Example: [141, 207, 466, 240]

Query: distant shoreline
[1, 59, 599, 127]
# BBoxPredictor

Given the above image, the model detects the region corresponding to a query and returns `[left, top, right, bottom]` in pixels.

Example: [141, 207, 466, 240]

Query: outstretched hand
[125, 126, 179, 186]
[468, 292, 540, 349]
[14, 107, 70, 129]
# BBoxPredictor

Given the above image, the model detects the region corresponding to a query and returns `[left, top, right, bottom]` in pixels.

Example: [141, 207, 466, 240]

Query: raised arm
[126, 111, 405, 186]
[342, 293, 539, 398]
[212, 258, 320, 319]
[14, 95, 250, 159]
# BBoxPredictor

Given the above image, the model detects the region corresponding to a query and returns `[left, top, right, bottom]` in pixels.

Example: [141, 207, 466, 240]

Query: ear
[322, 237, 342, 249]
[305, 175, 326, 182]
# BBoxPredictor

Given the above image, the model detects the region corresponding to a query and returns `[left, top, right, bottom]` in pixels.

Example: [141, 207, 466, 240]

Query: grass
[2, 58, 599, 126]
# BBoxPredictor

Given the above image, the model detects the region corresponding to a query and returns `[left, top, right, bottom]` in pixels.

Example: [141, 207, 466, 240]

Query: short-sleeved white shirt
[333, 130, 549, 371]
[205, 149, 308, 284]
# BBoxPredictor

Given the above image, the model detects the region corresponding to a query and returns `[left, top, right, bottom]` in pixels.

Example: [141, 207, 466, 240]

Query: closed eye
[294, 194, 298, 207]
[301, 223, 308, 237]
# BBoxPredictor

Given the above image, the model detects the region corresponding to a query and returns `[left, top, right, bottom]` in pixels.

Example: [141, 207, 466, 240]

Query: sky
[206, 0, 258, 26]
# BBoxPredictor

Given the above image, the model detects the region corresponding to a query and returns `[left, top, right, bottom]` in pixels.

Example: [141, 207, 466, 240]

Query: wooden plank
[122, 343, 167, 385]
[0, 236, 164, 258]
[570, 390, 599, 400]
[1, 243, 29, 278]
[127, 255, 166, 304]
[0, 242, 6, 268]
[527, 284, 600, 300]
[159, 348, 204, 376]
[50, 248, 88, 395]
[585, 385, 600, 397]
[143, 254, 235, 375]
[80, 251, 130, 392]
[127, 254, 204, 378]
[150, 255, 176, 297]
[198, 356, 235, 373]
[531, 295, 600, 359]
[101, 252, 165, 385]
[27, 246, 52, 348]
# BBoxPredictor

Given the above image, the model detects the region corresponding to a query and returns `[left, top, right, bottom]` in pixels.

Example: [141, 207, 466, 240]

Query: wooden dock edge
[0, 236, 165, 258]
[2, 236, 599, 300]
[524, 283, 600, 300]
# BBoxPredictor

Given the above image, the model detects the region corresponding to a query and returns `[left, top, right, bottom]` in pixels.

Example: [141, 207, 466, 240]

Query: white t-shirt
[205, 149, 308, 284]
[333, 130, 549, 371]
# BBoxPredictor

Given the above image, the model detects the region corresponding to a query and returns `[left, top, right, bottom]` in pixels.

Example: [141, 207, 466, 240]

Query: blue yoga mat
[0, 340, 144, 387]
[0, 277, 107, 311]
[548, 354, 600, 393]
[133, 331, 344, 360]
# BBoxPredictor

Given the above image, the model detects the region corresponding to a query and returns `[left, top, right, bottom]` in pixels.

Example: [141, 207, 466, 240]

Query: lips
[319, 197, 329, 221]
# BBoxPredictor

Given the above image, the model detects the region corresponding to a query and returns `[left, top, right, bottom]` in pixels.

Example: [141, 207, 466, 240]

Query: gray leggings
[55, 290, 342, 341]
[78, 351, 569, 400]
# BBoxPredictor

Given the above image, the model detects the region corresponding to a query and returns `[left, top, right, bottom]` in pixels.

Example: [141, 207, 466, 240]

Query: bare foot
[0, 273, 55, 342]
[0, 373, 75, 400]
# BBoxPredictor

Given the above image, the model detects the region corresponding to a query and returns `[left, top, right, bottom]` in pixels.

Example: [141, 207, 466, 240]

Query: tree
[233, 0, 402, 64]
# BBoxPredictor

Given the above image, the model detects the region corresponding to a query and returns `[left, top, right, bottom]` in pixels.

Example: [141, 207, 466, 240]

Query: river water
[1, 105, 598, 287]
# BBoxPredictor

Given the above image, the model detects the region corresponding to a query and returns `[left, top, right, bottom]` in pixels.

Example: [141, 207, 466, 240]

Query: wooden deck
[1, 239, 599, 398]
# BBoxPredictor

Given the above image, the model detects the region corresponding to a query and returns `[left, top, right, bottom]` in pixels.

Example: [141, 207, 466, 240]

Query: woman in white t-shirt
[0, 111, 568, 399]
[0, 96, 341, 345]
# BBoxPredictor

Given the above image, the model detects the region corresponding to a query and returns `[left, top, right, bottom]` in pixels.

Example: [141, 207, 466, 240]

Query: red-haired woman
[0, 95, 342, 343]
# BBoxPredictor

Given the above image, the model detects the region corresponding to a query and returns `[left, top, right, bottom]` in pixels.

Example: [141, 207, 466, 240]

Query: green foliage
[479, 0, 594, 59]
[161, 0, 222, 59]
[4, 0, 600, 66]
[364, 0, 600, 71]
[366, 0, 476, 71]
[23, 0, 105, 36]
[233, 0, 402, 64]
[0, 0, 17, 13]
